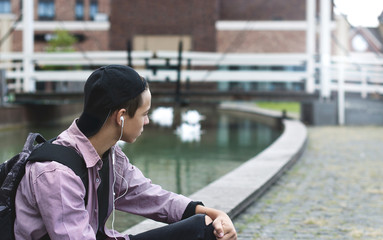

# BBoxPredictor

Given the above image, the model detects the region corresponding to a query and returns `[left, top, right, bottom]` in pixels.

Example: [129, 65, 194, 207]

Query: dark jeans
[129, 214, 215, 240]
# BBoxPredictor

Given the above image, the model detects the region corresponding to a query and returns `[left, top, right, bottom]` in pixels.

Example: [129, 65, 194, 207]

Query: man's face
[122, 90, 151, 143]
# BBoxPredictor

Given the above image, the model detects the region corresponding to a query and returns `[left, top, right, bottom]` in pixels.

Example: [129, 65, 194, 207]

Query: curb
[123, 103, 308, 235]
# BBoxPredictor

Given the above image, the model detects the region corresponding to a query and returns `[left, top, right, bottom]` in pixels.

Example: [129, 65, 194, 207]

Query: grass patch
[255, 101, 300, 115]
[303, 218, 327, 226]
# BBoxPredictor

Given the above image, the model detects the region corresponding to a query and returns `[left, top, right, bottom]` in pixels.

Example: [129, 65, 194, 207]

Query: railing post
[15, 63, 22, 92]
[320, 0, 331, 100]
[175, 41, 183, 104]
[127, 39, 133, 68]
[305, 0, 316, 93]
[361, 67, 367, 98]
[337, 58, 345, 125]
[0, 69, 5, 106]
[22, 0, 35, 92]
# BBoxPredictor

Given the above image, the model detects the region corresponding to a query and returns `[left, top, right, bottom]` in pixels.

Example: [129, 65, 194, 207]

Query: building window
[0, 0, 11, 13]
[89, 0, 98, 20]
[75, 0, 84, 20]
[38, 0, 55, 20]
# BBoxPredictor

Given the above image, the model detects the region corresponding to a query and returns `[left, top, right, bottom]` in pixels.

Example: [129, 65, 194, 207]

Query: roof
[350, 26, 383, 53]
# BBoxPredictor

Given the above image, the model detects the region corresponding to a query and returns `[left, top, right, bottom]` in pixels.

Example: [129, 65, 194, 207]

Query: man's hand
[196, 205, 237, 240]
[212, 212, 237, 240]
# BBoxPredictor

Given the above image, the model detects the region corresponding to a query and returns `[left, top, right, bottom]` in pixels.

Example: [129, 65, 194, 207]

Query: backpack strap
[28, 142, 89, 205]
[28, 142, 89, 240]
[0, 133, 47, 185]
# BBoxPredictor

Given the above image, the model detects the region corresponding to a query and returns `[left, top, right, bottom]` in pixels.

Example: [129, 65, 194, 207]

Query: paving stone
[234, 126, 383, 239]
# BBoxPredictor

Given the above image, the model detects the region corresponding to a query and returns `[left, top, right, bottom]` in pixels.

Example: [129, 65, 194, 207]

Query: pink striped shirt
[14, 120, 191, 239]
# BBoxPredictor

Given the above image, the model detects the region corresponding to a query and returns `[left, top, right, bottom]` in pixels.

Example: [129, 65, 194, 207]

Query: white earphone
[120, 116, 124, 127]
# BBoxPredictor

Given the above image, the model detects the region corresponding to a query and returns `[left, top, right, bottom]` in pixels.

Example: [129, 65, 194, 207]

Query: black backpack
[0, 133, 88, 240]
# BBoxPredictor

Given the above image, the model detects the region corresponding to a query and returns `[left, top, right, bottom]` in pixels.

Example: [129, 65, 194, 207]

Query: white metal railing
[1, 51, 307, 67]
[330, 56, 383, 97]
[1, 51, 383, 97]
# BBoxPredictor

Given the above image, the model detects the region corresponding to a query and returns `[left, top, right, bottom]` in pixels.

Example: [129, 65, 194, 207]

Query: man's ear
[116, 109, 126, 125]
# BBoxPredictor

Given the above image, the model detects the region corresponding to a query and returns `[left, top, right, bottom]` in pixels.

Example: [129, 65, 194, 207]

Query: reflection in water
[175, 110, 204, 143]
[151, 107, 205, 143]
[176, 123, 202, 142]
[181, 110, 205, 125]
[0, 107, 281, 231]
[257, 123, 274, 146]
[0, 124, 68, 163]
[123, 107, 280, 197]
[217, 115, 229, 147]
[150, 107, 174, 127]
[238, 119, 251, 147]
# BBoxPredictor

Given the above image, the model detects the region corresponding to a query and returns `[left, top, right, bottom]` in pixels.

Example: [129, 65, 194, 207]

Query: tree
[46, 29, 77, 52]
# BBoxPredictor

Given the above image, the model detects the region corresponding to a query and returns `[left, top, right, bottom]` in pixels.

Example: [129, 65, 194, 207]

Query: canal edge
[123, 102, 308, 235]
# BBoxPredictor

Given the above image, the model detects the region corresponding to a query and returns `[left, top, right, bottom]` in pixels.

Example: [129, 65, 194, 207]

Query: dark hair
[114, 77, 149, 118]
[78, 65, 148, 137]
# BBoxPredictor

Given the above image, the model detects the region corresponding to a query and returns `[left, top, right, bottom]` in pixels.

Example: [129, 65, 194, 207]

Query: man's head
[77, 65, 148, 137]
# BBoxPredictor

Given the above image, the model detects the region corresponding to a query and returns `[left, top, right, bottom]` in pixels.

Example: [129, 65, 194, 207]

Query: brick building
[1, 0, 110, 52]
[1, 0, 326, 53]
[109, 0, 218, 52]
[217, 0, 309, 53]
[109, 0, 315, 53]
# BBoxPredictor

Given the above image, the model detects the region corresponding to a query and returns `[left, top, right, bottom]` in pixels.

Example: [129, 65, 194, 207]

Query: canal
[0, 105, 281, 231]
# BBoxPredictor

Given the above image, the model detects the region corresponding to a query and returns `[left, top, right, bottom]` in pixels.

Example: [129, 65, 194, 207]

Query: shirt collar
[61, 119, 102, 168]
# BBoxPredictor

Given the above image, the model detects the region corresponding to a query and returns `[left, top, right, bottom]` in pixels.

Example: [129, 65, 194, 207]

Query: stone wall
[0, 105, 29, 129]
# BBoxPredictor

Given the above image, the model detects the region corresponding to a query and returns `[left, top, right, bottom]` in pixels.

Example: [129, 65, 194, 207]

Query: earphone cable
[111, 117, 129, 239]
[111, 163, 129, 239]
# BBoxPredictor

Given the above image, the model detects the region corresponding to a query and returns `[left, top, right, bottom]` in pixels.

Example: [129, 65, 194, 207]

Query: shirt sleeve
[32, 162, 95, 240]
[112, 148, 192, 224]
[181, 201, 204, 220]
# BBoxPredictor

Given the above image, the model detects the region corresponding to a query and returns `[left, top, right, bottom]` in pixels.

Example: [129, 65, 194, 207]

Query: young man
[14, 65, 237, 240]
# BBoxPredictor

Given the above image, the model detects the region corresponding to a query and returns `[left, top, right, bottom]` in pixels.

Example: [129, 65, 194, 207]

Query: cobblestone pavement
[233, 126, 383, 240]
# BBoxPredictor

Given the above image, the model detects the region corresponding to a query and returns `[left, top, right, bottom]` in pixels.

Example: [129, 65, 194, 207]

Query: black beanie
[77, 65, 146, 137]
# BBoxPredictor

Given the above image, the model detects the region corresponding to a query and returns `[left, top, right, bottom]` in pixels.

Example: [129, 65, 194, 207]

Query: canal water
[0, 106, 281, 231]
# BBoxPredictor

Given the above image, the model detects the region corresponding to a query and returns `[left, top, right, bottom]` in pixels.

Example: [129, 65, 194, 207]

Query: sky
[334, 0, 383, 27]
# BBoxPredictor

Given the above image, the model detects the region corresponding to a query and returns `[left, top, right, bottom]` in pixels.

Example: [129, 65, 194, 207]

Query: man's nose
[144, 115, 150, 125]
